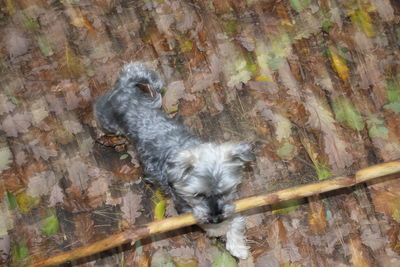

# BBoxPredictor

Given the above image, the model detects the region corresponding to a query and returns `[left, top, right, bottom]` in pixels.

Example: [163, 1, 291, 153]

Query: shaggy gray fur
[94, 62, 254, 258]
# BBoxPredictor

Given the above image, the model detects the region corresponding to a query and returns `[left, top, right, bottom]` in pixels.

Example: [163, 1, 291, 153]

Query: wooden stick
[28, 160, 400, 267]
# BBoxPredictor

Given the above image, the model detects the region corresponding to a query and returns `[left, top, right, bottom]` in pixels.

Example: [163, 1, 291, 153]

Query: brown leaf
[4, 28, 30, 58]
[1, 112, 32, 137]
[372, 189, 400, 220]
[126, 251, 150, 267]
[115, 164, 141, 182]
[96, 135, 129, 148]
[308, 196, 327, 235]
[180, 96, 204, 117]
[0, 94, 16, 115]
[120, 191, 142, 224]
[349, 235, 373, 267]
[74, 213, 95, 245]
[163, 81, 186, 113]
[87, 167, 112, 208]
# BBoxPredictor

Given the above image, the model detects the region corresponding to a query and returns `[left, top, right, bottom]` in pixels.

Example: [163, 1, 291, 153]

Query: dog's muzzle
[206, 195, 225, 224]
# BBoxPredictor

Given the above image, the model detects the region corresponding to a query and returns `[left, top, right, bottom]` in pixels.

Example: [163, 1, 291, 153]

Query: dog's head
[166, 143, 254, 224]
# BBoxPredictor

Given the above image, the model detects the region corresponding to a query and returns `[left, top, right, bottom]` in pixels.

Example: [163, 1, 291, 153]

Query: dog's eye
[196, 193, 206, 199]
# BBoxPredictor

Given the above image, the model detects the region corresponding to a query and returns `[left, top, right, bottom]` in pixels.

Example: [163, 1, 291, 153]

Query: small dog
[94, 62, 254, 259]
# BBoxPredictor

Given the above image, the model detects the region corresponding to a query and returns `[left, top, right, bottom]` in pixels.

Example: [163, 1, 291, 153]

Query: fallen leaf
[12, 241, 29, 265]
[212, 250, 237, 267]
[4, 28, 30, 58]
[48, 184, 64, 207]
[40, 209, 59, 236]
[308, 196, 327, 235]
[59, 43, 85, 78]
[366, 114, 388, 139]
[373, 0, 395, 22]
[87, 168, 112, 208]
[63, 119, 84, 135]
[0, 234, 10, 263]
[332, 96, 364, 131]
[0, 94, 16, 115]
[350, 9, 375, 38]
[121, 191, 142, 224]
[36, 34, 54, 57]
[289, 0, 310, 12]
[276, 141, 295, 160]
[0, 143, 12, 173]
[328, 46, 350, 82]
[1, 112, 32, 137]
[163, 81, 185, 113]
[272, 199, 302, 215]
[64, 5, 95, 37]
[74, 213, 94, 245]
[153, 189, 167, 221]
[261, 110, 292, 141]
[304, 94, 354, 171]
[16, 192, 40, 214]
[26, 171, 57, 198]
[372, 190, 400, 221]
[349, 235, 372, 267]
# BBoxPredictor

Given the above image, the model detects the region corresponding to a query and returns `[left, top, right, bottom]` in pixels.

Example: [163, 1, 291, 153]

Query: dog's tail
[94, 62, 163, 134]
[118, 62, 163, 95]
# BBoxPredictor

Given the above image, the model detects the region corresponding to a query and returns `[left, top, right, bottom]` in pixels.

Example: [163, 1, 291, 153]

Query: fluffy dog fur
[94, 62, 254, 259]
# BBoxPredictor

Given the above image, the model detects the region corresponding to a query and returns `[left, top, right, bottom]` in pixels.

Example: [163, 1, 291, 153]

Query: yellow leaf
[281, 20, 293, 27]
[60, 43, 85, 78]
[5, 0, 16, 15]
[65, 5, 95, 37]
[255, 75, 273, 82]
[153, 189, 167, 221]
[16, 192, 40, 214]
[329, 47, 349, 82]
[351, 10, 375, 38]
[392, 209, 400, 223]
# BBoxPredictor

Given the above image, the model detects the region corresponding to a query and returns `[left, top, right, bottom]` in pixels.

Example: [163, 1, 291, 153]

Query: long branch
[28, 160, 400, 267]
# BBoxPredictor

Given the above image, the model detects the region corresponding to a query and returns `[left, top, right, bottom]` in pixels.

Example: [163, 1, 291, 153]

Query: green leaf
[315, 162, 332, 180]
[36, 34, 54, 57]
[41, 210, 59, 236]
[153, 189, 167, 221]
[277, 141, 295, 160]
[384, 102, 400, 113]
[367, 115, 388, 139]
[386, 79, 400, 103]
[289, 0, 310, 12]
[22, 15, 40, 32]
[7, 191, 17, 210]
[333, 97, 364, 131]
[12, 242, 29, 264]
[162, 263, 176, 267]
[212, 251, 237, 267]
[119, 154, 129, 160]
[272, 199, 303, 214]
[322, 20, 332, 32]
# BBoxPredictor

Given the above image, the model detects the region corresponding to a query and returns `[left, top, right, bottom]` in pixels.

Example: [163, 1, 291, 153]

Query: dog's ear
[167, 149, 196, 181]
[228, 143, 256, 163]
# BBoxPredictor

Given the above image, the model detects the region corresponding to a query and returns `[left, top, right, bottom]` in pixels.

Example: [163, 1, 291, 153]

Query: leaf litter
[1, 0, 400, 266]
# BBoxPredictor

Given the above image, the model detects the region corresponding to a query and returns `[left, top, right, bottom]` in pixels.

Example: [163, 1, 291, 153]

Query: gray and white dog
[94, 62, 254, 259]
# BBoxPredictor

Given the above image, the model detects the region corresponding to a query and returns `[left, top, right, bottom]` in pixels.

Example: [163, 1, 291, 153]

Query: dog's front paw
[226, 240, 249, 259]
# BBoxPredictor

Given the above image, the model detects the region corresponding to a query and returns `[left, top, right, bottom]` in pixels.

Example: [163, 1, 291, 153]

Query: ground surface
[0, 0, 400, 266]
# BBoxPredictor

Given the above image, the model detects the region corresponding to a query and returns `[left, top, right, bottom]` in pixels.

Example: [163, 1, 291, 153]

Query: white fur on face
[167, 142, 253, 223]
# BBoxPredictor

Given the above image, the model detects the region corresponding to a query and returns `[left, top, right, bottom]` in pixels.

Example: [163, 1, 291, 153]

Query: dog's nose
[208, 216, 223, 224]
